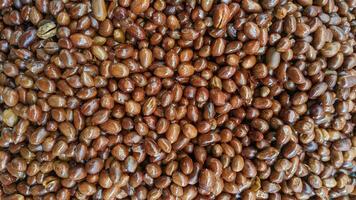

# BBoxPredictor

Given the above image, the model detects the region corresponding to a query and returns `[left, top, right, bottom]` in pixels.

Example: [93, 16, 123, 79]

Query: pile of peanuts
[0, 0, 355, 199]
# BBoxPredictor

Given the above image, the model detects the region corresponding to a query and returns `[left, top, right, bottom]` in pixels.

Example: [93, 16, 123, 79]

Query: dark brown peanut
[213, 4, 230, 29]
